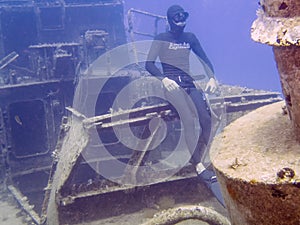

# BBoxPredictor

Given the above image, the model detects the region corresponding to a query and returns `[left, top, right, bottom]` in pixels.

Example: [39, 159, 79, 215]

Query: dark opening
[9, 100, 49, 158]
[39, 7, 64, 30]
[279, 2, 288, 10]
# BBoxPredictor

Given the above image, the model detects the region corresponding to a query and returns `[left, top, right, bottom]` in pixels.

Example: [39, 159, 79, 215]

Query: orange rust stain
[226, 183, 238, 201]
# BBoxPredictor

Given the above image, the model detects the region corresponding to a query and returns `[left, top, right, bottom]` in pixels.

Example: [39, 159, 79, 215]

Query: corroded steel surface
[251, 0, 300, 139]
[251, 0, 300, 46]
[251, 10, 300, 46]
[273, 46, 300, 139]
[211, 102, 300, 225]
[260, 0, 300, 17]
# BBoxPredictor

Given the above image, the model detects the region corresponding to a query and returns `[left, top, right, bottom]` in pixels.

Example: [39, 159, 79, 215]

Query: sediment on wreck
[211, 102, 300, 225]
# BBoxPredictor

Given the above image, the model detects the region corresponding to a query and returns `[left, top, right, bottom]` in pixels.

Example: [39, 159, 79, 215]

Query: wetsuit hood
[167, 5, 189, 34]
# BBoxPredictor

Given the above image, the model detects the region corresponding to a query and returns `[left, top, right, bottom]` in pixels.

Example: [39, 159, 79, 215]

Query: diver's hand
[193, 80, 202, 90]
[162, 77, 179, 91]
[205, 78, 218, 94]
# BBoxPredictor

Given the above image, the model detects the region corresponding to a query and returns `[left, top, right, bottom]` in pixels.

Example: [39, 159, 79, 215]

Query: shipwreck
[0, 0, 282, 224]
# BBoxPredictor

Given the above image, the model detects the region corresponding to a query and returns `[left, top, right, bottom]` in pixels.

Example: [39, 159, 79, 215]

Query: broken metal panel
[47, 114, 89, 225]
[40, 116, 69, 224]
[0, 0, 127, 84]
[8, 185, 41, 225]
[127, 8, 168, 39]
[28, 42, 80, 80]
[0, 1, 130, 222]
[44, 82, 282, 224]
[0, 5, 37, 61]
[0, 81, 73, 161]
[35, 1, 126, 46]
[55, 177, 213, 224]
[0, 80, 74, 221]
[45, 93, 181, 224]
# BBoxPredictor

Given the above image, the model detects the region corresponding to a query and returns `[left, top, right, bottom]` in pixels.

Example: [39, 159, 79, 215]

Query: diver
[145, 4, 225, 206]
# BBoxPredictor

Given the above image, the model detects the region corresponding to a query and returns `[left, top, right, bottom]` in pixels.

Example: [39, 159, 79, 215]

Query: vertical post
[251, 0, 300, 139]
[210, 1, 300, 224]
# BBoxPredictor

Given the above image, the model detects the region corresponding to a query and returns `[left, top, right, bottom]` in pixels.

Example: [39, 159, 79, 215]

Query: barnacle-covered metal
[251, 0, 300, 46]
[277, 167, 295, 180]
[252, 0, 300, 140]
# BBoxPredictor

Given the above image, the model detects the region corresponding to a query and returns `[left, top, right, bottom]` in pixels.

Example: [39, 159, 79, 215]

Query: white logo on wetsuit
[169, 42, 190, 50]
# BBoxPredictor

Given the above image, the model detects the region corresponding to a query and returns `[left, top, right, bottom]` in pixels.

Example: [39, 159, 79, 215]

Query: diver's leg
[183, 88, 211, 165]
[164, 88, 200, 161]
[188, 88, 212, 145]
[196, 163, 225, 207]
[188, 88, 225, 207]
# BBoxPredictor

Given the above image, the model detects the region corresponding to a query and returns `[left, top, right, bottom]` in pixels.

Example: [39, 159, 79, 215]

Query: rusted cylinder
[273, 46, 300, 139]
[210, 2, 300, 224]
[251, 0, 300, 139]
[211, 101, 300, 225]
[260, 0, 300, 18]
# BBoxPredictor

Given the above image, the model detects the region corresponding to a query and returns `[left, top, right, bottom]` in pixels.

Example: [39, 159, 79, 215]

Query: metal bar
[65, 106, 87, 120]
[80, 154, 132, 164]
[40, 117, 69, 224]
[209, 93, 278, 103]
[225, 98, 283, 113]
[132, 31, 155, 38]
[63, 1, 123, 8]
[10, 165, 51, 178]
[127, 9, 139, 64]
[0, 52, 19, 70]
[8, 185, 41, 225]
[223, 92, 281, 103]
[59, 166, 196, 205]
[83, 103, 169, 126]
[29, 42, 80, 49]
[121, 113, 165, 185]
[128, 8, 166, 20]
[97, 112, 160, 129]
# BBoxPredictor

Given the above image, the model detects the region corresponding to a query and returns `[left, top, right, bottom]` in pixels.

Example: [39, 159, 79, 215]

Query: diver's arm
[146, 60, 179, 91]
[145, 39, 164, 78]
[145, 61, 163, 77]
[190, 34, 217, 93]
[146, 38, 179, 91]
[190, 34, 215, 79]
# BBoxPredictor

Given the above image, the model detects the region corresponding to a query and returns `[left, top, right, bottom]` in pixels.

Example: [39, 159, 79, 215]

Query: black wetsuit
[146, 30, 214, 165]
[146, 31, 214, 83]
[144, 5, 225, 206]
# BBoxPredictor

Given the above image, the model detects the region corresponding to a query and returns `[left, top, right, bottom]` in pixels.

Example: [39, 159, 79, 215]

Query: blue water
[0, 1, 284, 224]
[125, 0, 282, 92]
